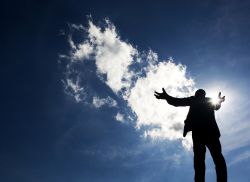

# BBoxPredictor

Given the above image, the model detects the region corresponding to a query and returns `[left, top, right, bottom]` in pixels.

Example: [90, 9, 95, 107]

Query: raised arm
[154, 88, 192, 107]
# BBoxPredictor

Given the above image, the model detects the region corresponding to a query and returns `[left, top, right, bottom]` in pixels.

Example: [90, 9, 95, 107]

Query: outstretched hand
[218, 92, 225, 103]
[154, 88, 168, 100]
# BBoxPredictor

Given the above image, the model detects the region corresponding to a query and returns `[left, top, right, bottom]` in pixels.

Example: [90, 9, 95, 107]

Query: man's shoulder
[205, 97, 212, 102]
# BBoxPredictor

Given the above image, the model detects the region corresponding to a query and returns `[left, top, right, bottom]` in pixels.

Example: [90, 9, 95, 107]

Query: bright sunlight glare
[204, 83, 235, 112]
[211, 94, 221, 105]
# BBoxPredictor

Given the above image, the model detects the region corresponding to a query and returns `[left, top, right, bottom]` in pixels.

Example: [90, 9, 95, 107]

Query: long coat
[165, 95, 221, 138]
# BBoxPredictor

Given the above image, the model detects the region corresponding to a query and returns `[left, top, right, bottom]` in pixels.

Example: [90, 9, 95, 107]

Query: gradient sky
[2, 0, 250, 182]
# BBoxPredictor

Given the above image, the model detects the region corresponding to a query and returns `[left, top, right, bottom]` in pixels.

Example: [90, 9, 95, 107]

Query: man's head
[195, 89, 206, 98]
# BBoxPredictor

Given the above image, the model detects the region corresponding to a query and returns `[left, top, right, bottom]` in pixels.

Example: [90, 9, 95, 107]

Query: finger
[154, 91, 160, 95]
[154, 94, 161, 98]
[162, 88, 166, 93]
[154, 93, 161, 97]
[219, 96, 225, 103]
[218, 92, 221, 98]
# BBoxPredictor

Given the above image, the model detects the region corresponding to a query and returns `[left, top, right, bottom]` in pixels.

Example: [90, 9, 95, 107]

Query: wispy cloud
[228, 150, 250, 166]
[62, 77, 86, 103]
[92, 96, 117, 108]
[81, 140, 189, 167]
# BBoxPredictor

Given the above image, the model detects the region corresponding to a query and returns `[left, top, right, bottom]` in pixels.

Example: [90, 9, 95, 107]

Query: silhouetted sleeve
[214, 103, 221, 110]
[165, 94, 192, 107]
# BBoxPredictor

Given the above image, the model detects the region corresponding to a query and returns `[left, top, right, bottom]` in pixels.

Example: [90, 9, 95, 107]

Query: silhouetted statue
[154, 88, 227, 182]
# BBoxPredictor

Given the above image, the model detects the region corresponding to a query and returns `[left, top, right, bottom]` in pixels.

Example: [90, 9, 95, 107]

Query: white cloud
[92, 96, 117, 108]
[69, 20, 137, 93]
[73, 41, 94, 60]
[146, 49, 158, 64]
[128, 61, 195, 131]
[62, 19, 197, 149]
[127, 61, 195, 149]
[70, 23, 84, 31]
[62, 77, 85, 103]
[115, 112, 125, 123]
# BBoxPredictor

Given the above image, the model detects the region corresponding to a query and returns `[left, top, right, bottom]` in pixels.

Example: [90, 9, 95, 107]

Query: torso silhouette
[186, 96, 220, 138]
[165, 95, 220, 138]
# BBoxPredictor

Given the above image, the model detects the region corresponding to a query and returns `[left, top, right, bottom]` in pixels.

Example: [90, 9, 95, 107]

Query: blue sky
[1, 0, 250, 181]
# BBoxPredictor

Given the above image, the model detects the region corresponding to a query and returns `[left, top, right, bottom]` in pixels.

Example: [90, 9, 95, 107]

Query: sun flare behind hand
[211, 96, 221, 105]
[207, 89, 225, 106]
